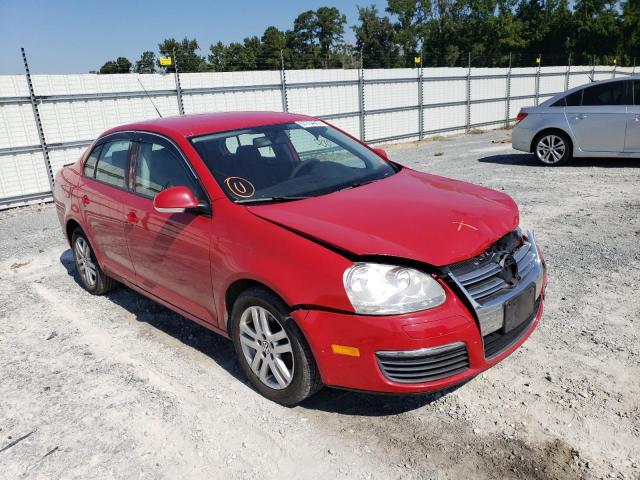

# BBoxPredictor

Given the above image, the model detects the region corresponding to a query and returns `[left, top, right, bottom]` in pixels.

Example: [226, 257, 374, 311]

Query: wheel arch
[530, 127, 574, 155]
[224, 278, 291, 323]
[65, 218, 82, 245]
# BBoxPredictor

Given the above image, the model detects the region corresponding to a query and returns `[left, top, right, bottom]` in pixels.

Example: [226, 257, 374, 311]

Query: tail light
[516, 112, 528, 123]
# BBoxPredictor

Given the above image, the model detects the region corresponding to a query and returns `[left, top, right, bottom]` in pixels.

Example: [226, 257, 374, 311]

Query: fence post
[505, 52, 512, 128]
[612, 58, 617, 78]
[358, 50, 366, 141]
[534, 54, 541, 106]
[564, 53, 572, 91]
[173, 49, 184, 115]
[418, 55, 424, 140]
[633, 58, 637, 75]
[465, 52, 471, 133]
[591, 55, 596, 82]
[21, 47, 54, 191]
[280, 49, 288, 113]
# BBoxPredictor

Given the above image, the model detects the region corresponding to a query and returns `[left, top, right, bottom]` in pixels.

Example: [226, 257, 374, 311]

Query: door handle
[81, 195, 90, 207]
[574, 114, 587, 120]
[126, 211, 139, 224]
[634, 116, 640, 122]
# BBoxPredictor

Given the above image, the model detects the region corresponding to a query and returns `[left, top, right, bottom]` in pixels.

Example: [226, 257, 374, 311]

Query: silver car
[512, 76, 640, 165]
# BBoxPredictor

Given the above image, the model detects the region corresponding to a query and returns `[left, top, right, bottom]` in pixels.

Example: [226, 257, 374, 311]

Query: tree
[99, 56, 131, 74]
[134, 51, 156, 73]
[315, 7, 347, 65]
[353, 5, 401, 68]
[158, 37, 207, 72]
[386, 0, 430, 65]
[261, 26, 287, 69]
[621, 0, 639, 58]
[208, 41, 227, 71]
[572, 0, 621, 63]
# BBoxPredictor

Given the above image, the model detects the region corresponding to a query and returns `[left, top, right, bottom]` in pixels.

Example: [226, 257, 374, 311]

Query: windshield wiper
[235, 196, 311, 204]
[338, 179, 376, 191]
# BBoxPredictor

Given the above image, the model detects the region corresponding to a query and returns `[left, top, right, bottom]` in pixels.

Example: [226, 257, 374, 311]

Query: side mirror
[372, 147, 389, 160]
[153, 186, 199, 214]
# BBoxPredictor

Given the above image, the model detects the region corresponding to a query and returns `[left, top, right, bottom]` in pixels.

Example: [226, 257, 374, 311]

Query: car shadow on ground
[60, 249, 463, 415]
[59, 249, 244, 384]
[479, 153, 640, 168]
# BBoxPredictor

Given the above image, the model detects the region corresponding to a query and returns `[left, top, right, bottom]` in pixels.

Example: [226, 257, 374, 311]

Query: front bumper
[292, 234, 547, 394]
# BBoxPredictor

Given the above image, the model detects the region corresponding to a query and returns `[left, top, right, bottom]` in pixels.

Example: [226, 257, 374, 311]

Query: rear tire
[71, 228, 116, 295]
[229, 286, 323, 405]
[533, 131, 571, 166]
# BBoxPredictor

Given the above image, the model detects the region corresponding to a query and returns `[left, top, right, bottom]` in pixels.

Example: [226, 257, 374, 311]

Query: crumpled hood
[247, 168, 519, 266]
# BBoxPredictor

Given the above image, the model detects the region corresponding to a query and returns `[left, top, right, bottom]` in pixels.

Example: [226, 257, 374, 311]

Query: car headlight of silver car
[343, 263, 446, 315]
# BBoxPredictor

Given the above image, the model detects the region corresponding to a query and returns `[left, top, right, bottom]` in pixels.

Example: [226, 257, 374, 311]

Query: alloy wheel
[238, 306, 294, 389]
[75, 237, 97, 288]
[536, 135, 566, 164]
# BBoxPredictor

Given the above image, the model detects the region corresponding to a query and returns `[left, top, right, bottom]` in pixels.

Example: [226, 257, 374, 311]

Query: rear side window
[551, 97, 566, 107]
[565, 90, 582, 106]
[95, 140, 131, 189]
[83, 145, 101, 177]
[134, 141, 203, 199]
[581, 81, 628, 106]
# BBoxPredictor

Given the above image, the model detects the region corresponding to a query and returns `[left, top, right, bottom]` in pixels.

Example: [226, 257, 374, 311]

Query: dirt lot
[1, 130, 639, 480]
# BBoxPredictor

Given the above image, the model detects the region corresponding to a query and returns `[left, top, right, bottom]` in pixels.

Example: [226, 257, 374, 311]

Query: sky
[0, 0, 388, 74]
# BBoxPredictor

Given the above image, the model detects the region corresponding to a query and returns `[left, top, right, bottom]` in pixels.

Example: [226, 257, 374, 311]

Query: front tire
[230, 287, 322, 405]
[71, 228, 116, 295]
[534, 131, 571, 166]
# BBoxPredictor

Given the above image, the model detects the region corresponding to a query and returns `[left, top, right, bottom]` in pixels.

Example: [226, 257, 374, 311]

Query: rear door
[565, 80, 630, 153]
[626, 79, 640, 152]
[122, 133, 216, 324]
[78, 135, 135, 279]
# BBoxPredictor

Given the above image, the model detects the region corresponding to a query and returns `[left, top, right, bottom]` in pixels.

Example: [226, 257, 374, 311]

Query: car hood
[247, 168, 519, 267]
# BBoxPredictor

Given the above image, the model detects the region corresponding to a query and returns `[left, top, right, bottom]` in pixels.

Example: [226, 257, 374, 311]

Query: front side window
[134, 141, 203, 200]
[190, 121, 397, 203]
[581, 81, 628, 106]
[635, 80, 640, 106]
[95, 140, 131, 188]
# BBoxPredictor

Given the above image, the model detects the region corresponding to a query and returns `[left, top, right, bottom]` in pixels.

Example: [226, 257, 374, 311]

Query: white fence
[0, 64, 634, 209]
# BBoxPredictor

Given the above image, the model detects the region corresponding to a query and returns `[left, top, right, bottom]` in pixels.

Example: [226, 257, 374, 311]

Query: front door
[123, 135, 216, 325]
[565, 80, 630, 153]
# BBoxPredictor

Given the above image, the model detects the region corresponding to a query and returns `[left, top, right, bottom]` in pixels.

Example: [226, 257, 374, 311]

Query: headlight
[343, 263, 446, 315]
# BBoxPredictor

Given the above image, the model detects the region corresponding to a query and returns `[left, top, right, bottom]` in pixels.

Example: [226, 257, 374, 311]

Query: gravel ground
[1, 129, 639, 480]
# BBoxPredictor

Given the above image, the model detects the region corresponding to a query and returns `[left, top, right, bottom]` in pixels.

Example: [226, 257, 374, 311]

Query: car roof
[102, 111, 316, 139]
[539, 74, 639, 107]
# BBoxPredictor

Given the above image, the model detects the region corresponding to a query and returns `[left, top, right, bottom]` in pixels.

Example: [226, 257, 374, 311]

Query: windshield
[190, 121, 397, 203]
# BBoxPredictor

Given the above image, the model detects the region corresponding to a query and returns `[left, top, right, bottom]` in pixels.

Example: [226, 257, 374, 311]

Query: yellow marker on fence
[414, 56, 422, 65]
[159, 57, 173, 67]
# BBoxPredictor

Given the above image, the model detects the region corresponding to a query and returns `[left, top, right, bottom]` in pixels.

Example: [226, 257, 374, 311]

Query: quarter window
[581, 81, 628, 106]
[95, 140, 131, 188]
[83, 145, 101, 177]
[565, 90, 582, 106]
[134, 141, 202, 199]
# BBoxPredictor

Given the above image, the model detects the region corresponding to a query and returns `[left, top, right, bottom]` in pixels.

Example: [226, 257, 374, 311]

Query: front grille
[483, 297, 541, 358]
[376, 342, 469, 383]
[448, 232, 537, 304]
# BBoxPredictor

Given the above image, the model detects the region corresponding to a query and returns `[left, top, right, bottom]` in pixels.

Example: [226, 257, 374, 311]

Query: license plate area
[503, 284, 536, 332]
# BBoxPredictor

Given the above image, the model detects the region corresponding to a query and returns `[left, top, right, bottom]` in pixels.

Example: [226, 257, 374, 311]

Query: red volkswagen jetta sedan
[54, 112, 547, 405]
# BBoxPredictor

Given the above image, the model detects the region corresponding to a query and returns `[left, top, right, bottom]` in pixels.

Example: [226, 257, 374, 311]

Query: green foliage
[134, 51, 156, 74]
[99, 57, 131, 74]
[101, 1, 635, 73]
[158, 37, 208, 72]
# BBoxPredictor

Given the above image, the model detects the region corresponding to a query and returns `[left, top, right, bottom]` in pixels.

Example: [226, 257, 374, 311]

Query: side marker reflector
[331, 344, 360, 357]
